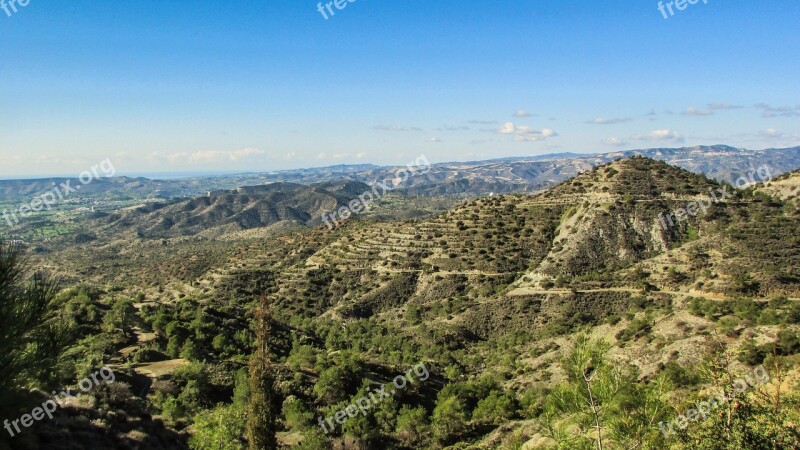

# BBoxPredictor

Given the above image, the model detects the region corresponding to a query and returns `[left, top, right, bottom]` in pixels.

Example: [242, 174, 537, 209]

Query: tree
[396, 405, 428, 446]
[282, 396, 313, 431]
[190, 404, 246, 450]
[0, 242, 71, 407]
[373, 395, 399, 434]
[180, 339, 200, 361]
[672, 348, 800, 449]
[472, 390, 517, 424]
[101, 298, 138, 340]
[432, 394, 466, 442]
[537, 335, 672, 450]
[245, 297, 279, 450]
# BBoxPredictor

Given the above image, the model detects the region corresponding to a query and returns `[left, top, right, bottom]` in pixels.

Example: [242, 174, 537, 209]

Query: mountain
[91, 180, 372, 239]
[0, 176, 171, 200]
[605, 144, 800, 183]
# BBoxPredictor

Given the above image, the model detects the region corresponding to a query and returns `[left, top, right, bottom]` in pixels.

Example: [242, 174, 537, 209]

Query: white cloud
[589, 117, 632, 125]
[514, 109, 534, 118]
[602, 137, 628, 147]
[758, 128, 800, 141]
[355, 152, 367, 159]
[630, 129, 684, 143]
[497, 122, 517, 134]
[497, 122, 557, 142]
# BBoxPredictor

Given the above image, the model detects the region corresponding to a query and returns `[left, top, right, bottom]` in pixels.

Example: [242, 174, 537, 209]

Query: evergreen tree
[245, 297, 279, 450]
[0, 242, 71, 408]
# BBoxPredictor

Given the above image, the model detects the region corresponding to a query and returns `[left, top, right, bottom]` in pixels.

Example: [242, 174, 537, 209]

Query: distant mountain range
[1, 145, 798, 201]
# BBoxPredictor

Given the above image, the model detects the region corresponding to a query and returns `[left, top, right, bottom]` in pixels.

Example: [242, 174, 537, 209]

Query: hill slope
[16, 157, 800, 450]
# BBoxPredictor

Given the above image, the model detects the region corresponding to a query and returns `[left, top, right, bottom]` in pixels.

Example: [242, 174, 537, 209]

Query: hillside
[4, 146, 800, 246]
[12, 156, 797, 450]
[89, 181, 373, 239]
[757, 168, 800, 205]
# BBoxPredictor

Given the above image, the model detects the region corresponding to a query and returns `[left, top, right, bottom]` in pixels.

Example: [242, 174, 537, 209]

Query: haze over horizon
[1, 0, 799, 177]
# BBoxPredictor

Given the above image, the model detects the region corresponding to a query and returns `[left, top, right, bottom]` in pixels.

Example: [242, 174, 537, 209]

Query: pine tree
[245, 296, 279, 450]
[0, 241, 70, 404]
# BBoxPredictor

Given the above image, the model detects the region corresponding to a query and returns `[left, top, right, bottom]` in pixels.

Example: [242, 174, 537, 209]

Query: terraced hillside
[246, 158, 795, 342]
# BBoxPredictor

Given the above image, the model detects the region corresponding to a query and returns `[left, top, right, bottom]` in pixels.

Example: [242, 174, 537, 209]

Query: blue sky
[1, 0, 798, 177]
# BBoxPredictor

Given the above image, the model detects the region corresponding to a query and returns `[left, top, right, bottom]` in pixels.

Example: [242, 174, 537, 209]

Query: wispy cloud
[435, 125, 470, 131]
[682, 103, 741, 117]
[682, 107, 714, 116]
[497, 122, 558, 142]
[755, 103, 800, 118]
[427, 137, 442, 143]
[373, 124, 423, 131]
[708, 103, 741, 110]
[468, 120, 498, 125]
[588, 117, 632, 125]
